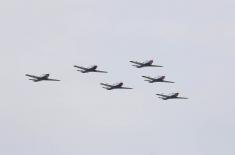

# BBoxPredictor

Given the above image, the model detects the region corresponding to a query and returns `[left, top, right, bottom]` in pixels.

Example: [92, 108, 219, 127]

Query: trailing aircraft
[74, 65, 108, 73]
[130, 60, 163, 68]
[156, 93, 188, 100]
[25, 74, 60, 82]
[100, 82, 133, 90]
[142, 76, 174, 83]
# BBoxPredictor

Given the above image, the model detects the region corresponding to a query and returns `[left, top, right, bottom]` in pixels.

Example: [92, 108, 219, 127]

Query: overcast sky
[0, 0, 235, 155]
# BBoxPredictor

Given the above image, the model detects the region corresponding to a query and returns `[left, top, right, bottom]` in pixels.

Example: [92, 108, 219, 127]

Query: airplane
[25, 74, 60, 82]
[100, 82, 133, 90]
[156, 93, 188, 100]
[130, 60, 163, 68]
[74, 65, 108, 73]
[142, 76, 174, 83]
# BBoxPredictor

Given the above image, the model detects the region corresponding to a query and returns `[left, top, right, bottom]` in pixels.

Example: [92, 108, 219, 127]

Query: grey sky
[0, 0, 235, 155]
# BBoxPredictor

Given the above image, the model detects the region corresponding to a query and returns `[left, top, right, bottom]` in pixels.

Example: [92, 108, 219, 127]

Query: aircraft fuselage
[114, 82, 123, 88]
[107, 83, 124, 90]
[82, 65, 98, 73]
[138, 60, 154, 67]
[164, 93, 179, 100]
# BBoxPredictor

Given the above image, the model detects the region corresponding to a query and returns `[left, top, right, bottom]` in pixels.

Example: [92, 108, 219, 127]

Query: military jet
[74, 65, 108, 73]
[130, 60, 163, 68]
[156, 93, 188, 100]
[100, 82, 133, 90]
[25, 74, 60, 82]
[142, 76, 174, 83]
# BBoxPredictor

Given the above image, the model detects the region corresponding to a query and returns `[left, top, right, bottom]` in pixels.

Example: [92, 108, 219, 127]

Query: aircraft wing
[176, 97, 188, 99]
[74, 65, 87, 70]
[95, 70, 108, 73]
[25, 74, 39, 79]
[100, 83, 113, 87]
[159, 97, 168, 100]
[130, 61, 143, 65]
[163, 80, 175, 83]
[142, 76, 156, 80]
[120, 87, 133, 89]
[29, 79, 41, 82]
[151, 65, 163, 67]
[46, 79, 60, 81]
[156, 94, 169, 97]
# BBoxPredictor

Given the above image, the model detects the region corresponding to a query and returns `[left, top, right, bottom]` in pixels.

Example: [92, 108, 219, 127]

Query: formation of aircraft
[130, 60, 163, 68]
[26, 59, 188, 101]
[25, 74, 60, 82]
[142, 76, 174, 83]
[74, 65, 108, 73]
[156, 93, 188, 100]
[100, 82, 133, 90]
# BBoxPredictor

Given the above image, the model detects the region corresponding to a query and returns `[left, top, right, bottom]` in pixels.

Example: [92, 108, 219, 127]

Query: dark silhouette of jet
[25, 74, 60, 82]
[74, 65, 108, 73]
[142, 76, 174, 83]
[130, 60, 163, 68]
[100, 82, 133, 90]
[156, 93, 188, 100]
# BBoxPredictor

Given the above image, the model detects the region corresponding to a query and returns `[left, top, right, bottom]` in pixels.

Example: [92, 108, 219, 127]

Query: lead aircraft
[130, 60, 163, 68]
[25, 74, 60, 82]
[100, 82, 133, 90]
[156, 93, 188, 100]
[74, 65, 108, 73]
[142, 76, 174, 83]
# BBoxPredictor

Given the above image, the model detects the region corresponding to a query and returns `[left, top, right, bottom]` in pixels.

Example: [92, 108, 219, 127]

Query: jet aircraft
[130, 60, 163, 68]
[25, 74, 60, 82]
[74, 65, 108, 73]
[142, 76, 174, 83]
[156, 93, 188, 100]
[100, 82, 133, 90]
